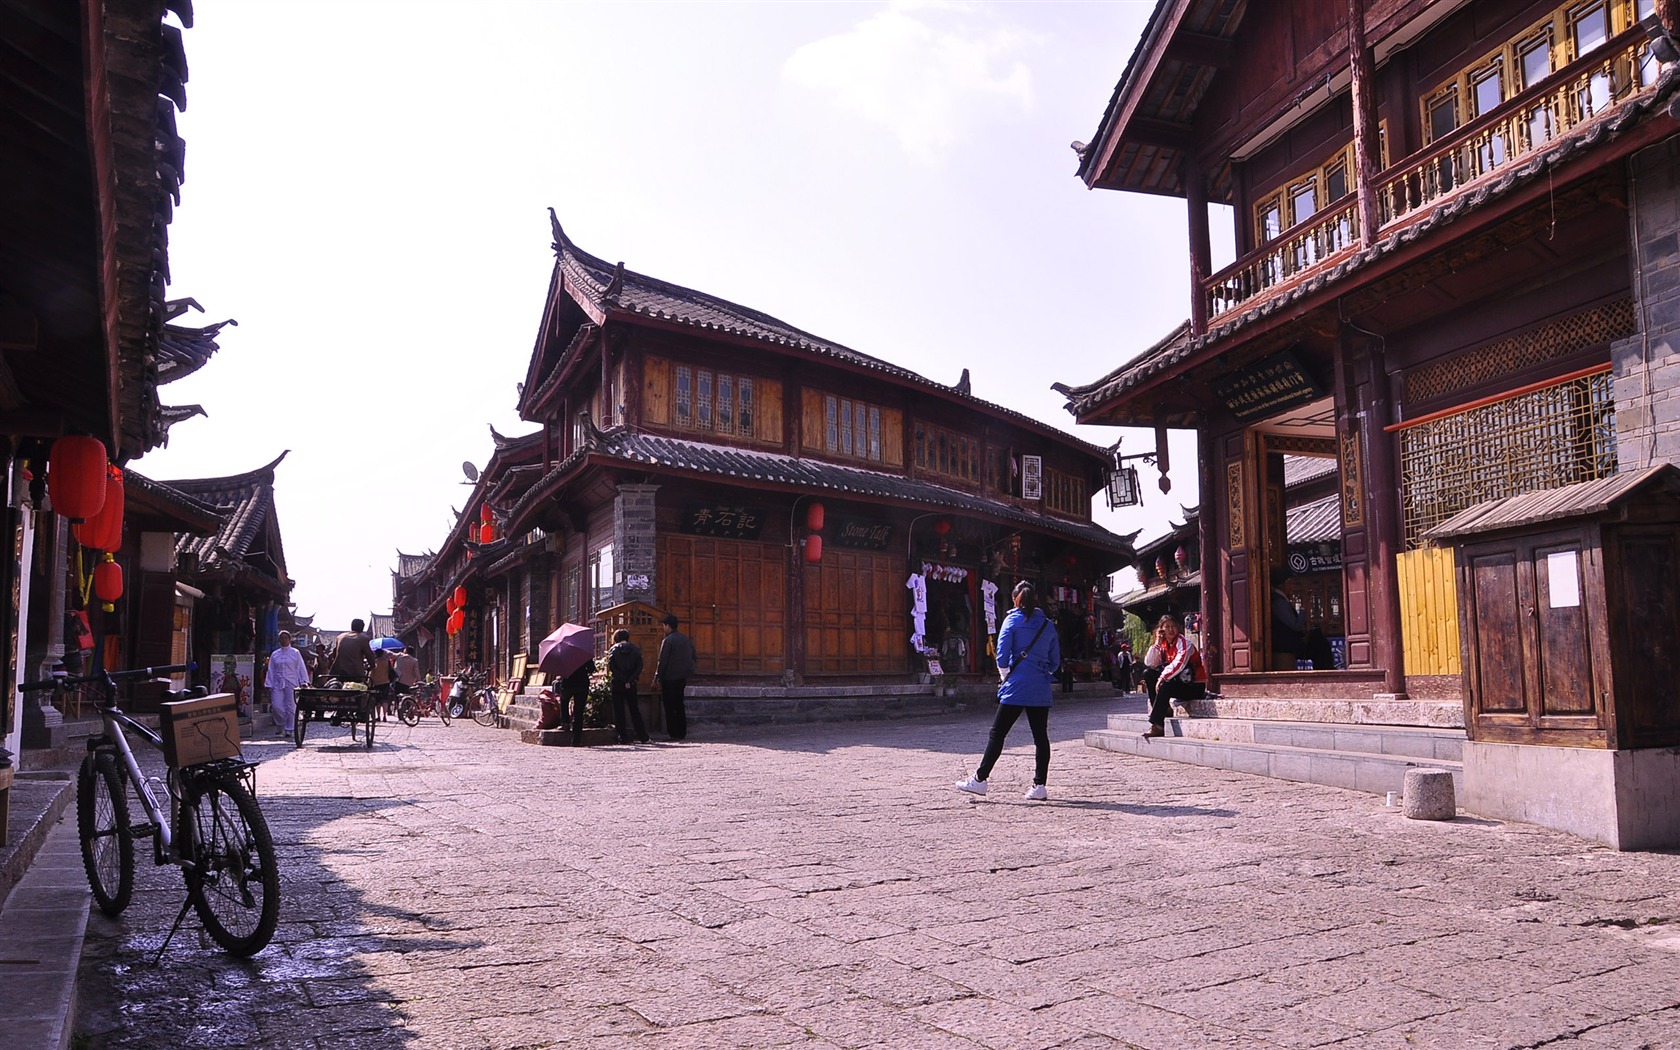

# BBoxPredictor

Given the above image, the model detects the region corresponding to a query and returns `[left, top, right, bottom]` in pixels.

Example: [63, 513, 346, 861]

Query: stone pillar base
[1463, 739, 1680, 850]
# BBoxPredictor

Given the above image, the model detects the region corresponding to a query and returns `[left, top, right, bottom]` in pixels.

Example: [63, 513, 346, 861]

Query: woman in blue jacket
[956, 580, 1061, 801]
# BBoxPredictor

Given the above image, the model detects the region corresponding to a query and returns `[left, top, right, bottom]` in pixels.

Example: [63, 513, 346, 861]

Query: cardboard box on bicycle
[160, 692, 242, 767]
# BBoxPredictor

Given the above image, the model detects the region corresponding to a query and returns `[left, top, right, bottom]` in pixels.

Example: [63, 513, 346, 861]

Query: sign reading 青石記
[1213, 349, 1325, 422]
[680, 504, 767, 539]
[832, 515, 893, 550]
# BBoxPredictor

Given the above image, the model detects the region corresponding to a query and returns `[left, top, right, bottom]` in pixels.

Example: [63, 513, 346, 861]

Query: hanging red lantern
[1175, 545, 1190, 568]
[1155, 556, 1168, 579]
[480, 505, 493, 524]
[452, 585, 468, 610]
[933, 518, 951, 536]
[804, 534, 823, 562]
[448, 608, 465, 634]
[93, 554, 124, 603]
[805, 502, 824, 532]
[48, 435, 108, 523]
[480, 521, 496, 544]
[73, 466, 124, 552]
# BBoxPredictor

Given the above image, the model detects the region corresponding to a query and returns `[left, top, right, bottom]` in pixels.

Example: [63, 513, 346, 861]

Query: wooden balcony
[1206, 27, 1661, 323]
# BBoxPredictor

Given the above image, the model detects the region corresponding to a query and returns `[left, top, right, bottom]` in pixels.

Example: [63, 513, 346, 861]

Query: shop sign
[1287, 546, 1342, 574]
[1213, 349, 1324, 422]
[680, 503, 767, 539]
[832, 514, 893, 549]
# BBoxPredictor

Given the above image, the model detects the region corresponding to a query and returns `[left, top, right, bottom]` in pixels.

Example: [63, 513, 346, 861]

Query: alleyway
[74, 703, 1680, 1049]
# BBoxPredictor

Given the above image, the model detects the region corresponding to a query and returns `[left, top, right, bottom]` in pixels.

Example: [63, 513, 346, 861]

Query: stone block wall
[1615, 139, 1680, 470]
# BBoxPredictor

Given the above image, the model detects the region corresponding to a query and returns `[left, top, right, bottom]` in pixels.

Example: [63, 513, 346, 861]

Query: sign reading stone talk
[1213, 349, 1325, 422]
[832, 515, 893, 550]
[680, 504, 767, 539]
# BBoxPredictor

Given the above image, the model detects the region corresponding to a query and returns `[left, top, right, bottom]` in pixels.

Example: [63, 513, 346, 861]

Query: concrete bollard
[1401, 768, 1456, 820]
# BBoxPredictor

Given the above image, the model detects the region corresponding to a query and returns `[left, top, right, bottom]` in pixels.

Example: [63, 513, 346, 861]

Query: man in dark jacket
[606, 629, 649, 744]
[655, 614, 696, 741]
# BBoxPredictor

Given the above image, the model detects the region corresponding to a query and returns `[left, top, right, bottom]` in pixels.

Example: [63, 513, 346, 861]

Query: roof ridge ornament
[548, 207, 569, 255]
[603, 262, 624, 302]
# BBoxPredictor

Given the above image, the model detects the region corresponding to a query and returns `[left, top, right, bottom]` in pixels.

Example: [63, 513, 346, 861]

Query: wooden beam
[1164, 31, 1235, 69]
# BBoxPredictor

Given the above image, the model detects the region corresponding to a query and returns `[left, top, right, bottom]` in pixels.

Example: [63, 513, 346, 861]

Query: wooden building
[395, 216, 1135, 692]
[1057, 0, 1680, 843]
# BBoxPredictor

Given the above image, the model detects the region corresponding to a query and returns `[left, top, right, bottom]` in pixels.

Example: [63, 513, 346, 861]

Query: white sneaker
[955, 775, 988, 795]
[1024, 784, 1048, 801]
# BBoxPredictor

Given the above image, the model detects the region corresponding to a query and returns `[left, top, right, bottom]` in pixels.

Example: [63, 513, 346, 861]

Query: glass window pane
[696, 370, 713, 429]
[1428, 93, 1458, 141]
[825, 396, 838, 452]
[840, 399, 853, 456]
[675, 367, 692, 425]
[1326, 163, 1348, 203]
[1473, 67, 1503, 117]
[1573, 4, 1608, 56]
[1521, 38, 1551, 89]
[717, 375, 734, 433]
[1291, 180, 1317, 223]
[1259, 200, 1282, 242]
[738, 379, 753, 436]
[868, 407, 881, 460]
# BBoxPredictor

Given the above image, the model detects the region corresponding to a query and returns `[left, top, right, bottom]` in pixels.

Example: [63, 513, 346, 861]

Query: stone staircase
[1087, 696, 1466, 799]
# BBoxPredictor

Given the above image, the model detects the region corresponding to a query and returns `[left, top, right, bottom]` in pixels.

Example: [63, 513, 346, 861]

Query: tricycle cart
[294, 686, 377, 749]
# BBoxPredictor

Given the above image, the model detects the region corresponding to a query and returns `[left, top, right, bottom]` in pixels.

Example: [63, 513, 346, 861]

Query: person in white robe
[266, 631, 310, 734]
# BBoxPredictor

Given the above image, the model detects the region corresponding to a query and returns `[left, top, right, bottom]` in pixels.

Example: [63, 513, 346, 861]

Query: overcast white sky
[135, 0, 1217, 628]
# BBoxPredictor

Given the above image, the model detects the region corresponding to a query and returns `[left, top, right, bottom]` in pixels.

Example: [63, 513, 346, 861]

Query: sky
[134, 0, 1225, 629]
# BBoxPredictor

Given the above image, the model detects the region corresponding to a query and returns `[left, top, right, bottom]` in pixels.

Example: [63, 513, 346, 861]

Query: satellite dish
[462, 461, 479, 482]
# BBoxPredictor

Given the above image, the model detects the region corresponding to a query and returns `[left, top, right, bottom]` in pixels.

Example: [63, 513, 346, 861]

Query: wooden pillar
[1352, 334, 1406, 693]
[1348, 0, 1382, 246]
[1197, 425, 1222, 676]
[1186, 154, 1212, 337]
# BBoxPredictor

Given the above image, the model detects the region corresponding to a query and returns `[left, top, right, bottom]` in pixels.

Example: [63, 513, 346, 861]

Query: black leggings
[975, 704, 1050, 786]
[1143, 668, 1206, 725]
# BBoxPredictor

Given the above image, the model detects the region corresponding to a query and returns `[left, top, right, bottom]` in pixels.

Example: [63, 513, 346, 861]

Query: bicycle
[447, 668, 500, 726]
[20, 663, 281, 958]
[394, 679, 450, 727]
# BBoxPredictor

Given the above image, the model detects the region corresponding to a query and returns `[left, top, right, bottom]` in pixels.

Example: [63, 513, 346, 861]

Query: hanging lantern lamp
[1175, 545, 1190, 568]
[452, 585, 468, 610]
[73, 466, 124, 552]
[933, 518, 951, 536]
[804, 534, 823, 563]
[480, 521, 496, 544]
[48, 435, 108, 523]
[448, 608, 465, 634]
[93, 554, 124, 606]
[805, 502, 824, 532]
[480, 505, 493, 524]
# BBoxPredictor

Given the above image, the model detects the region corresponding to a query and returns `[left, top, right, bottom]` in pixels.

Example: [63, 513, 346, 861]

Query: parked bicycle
[19, 663, 280, 957]
[395, 678, 449, 727]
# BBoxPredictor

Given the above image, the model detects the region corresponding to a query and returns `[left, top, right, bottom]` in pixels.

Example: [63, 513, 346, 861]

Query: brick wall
[1615, 139, 1680, 470]
[615, 484, 659, 606]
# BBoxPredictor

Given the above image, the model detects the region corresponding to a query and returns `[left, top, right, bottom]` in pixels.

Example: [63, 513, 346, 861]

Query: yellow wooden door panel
[1398, 546, 1461, 676]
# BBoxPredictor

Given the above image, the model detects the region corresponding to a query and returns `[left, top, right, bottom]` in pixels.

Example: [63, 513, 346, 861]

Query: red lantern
[1155, 556, 1168, 579]
[805, 502, 824, 532]
[1175, 545, 1190, 568]
[452, 585, 467, 610]
[448, 608, 465, 634]
[73, 466, 124, 552]
[804, 534, 823, 562]
[480, 505, 493, 524]
[48, 435, 108, 523]
[480, 521, 496, 544]
[93, 554, 124, 603]
[932, 518, 951, 536]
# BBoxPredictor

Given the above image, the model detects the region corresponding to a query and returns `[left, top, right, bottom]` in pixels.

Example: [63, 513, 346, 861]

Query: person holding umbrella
[537, 623, 597, 745]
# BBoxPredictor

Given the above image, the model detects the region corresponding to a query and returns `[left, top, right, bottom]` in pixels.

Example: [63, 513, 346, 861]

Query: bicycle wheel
[436, 695, 451, 726]
[294, 712, 307, 748]
[447, 698, 465, 719]
[182, 771, 279, 957]
[396, 697, 419, 727]
[471, 692, 498, 726]
[77, 752, 134, 916]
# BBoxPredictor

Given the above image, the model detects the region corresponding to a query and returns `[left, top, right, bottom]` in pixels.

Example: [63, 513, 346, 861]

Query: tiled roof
[1058, 71, 1680, 419]
[1284, 455, 1337, 487]
[548, 213, 1114, 460]
[1286, 493, 1341, 546]
[157, 302, 236, 385]
[511, 427, 1137, 558]
[161, 452, 288, 574]
[123, 471, 223, 533]
[1425, 464, 1680, 542]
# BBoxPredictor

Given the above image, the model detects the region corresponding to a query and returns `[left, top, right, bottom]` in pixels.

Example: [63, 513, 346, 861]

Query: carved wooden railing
[1206, 26, 1660, 322]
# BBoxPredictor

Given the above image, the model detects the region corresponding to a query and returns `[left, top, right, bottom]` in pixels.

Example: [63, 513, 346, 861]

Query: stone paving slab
[68, 703, 1680, 1049]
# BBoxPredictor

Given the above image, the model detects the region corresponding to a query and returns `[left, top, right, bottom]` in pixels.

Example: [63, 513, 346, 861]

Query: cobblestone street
[73, 702, 1680, 1049]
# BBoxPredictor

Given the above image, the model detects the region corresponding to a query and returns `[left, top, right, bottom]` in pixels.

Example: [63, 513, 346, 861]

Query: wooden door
[659, 535, 785, 675]
[804, 548, 907, 675]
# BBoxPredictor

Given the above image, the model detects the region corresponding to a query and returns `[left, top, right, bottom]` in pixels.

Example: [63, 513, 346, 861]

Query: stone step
[1088, 714, 1464, 799]
[1176, 694, 1464, 728]
[1107, 713, 1465, 763]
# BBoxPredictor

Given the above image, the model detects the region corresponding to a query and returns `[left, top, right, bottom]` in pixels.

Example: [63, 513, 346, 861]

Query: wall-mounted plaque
[1213, 349, 1325, 422]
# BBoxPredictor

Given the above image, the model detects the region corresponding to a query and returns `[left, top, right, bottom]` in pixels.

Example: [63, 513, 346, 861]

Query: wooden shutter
[756, 378, 783, 445]
[880, 407, 904, 468]
[801, 389, 826, 452]
[643, 355, 670, 426]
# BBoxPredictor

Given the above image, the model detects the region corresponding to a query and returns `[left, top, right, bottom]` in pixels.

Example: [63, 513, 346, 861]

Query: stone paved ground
[73, 702, 1680, 1050]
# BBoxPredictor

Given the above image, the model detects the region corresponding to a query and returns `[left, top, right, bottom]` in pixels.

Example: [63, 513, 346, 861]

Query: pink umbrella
[538, 623, 595, 678]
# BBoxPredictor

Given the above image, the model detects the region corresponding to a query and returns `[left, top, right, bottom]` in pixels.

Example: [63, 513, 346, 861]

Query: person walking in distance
[606, 629, 649, 744]
[656, 613, 696, 741]
[956, 581, 1061, 801]
[265, 631, 309, 736]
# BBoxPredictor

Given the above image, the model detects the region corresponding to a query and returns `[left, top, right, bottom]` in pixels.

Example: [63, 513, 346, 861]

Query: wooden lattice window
[1397, 369, 1616, 548]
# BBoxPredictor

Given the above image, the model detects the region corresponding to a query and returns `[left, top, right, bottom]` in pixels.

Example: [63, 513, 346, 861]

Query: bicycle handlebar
[18, 661, 196, 693]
